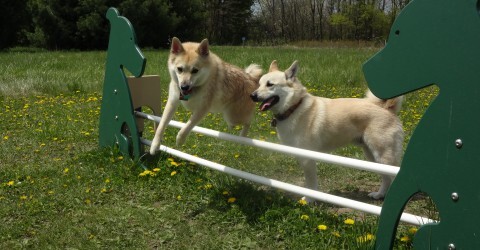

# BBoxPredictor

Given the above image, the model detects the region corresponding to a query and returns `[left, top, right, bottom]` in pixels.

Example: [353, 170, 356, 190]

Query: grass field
[0, 46, 438, 249]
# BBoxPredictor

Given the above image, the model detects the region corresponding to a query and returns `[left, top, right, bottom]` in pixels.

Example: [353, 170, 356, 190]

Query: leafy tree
[168, 0, 205, 42]
[118, 0, 179, 48]
[204, 0, 254, 45]
[0, 0, 29, 49]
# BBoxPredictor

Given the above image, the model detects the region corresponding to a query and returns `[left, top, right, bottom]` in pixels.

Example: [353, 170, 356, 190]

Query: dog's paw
[176, 132, 187, 146]
[368, 191, 385, 200]
[149, 142, 159, 155]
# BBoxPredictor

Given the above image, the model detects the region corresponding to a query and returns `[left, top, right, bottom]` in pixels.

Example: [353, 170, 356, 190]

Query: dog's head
[168, 37, 212, 96]
[251, 60, 306, 114]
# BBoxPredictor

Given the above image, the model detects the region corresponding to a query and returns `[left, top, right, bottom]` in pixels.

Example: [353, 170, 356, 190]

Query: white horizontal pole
[140, 138, 433, 226]
[136, 111, 399, 177]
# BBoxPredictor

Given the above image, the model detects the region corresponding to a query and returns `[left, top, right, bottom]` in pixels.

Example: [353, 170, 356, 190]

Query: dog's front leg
[150, 83, 180, 155]
[176, 106, 209, 146]
[298, 158, 318, 203]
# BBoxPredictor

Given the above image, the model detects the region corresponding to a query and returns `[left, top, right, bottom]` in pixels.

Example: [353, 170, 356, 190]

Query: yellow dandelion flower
[317, 224, 327, 231]
[344, 218, 355, 225]
[101, 188, 107, 193]
[170, 161, 180, 167]
[6, 181, 14, 187]
[167, 157, 174, 162]
[176, 195, 182, 201]
[153, 168, 161, 172]
[409, 227, 418, 235]
[20, 195, 28, 200]
[139, 170, 152, 177]
[170, 171, 177, 176]
[298, 198, 308, 206]
[40, 143, 46, 147]
[234, 154, 240, 158]
[300, 214, 310, 221]
[117, 156, 124, 160]
[227, 197, 236, 203]
[400, 235, 410, 242]
[357, 233, 374, 243]
[222, 191, 230, 195]
[204, 183, 213, 189]
[3, 135, 8, 140]
[105, 178, 110, 183]
[63, 168, 69, 174]
[270, 131, 276, 135]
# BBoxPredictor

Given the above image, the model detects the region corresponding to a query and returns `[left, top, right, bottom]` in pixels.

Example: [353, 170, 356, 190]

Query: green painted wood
[363, 0, 480, 248]
[98, 7, 146, 160]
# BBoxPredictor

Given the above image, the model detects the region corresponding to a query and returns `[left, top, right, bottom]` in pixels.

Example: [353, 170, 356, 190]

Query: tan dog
[150, 37, 262, 154]
[250, 60, 404, 200]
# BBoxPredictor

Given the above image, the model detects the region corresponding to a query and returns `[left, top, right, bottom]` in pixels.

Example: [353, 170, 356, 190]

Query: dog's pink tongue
[260, 103, 270, 111]
[260, 101, 272, 111]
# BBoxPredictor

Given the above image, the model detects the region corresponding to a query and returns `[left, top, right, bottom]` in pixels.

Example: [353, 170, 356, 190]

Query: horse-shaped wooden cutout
[364, 0, 480, 248]
[99, 7, 146, 160]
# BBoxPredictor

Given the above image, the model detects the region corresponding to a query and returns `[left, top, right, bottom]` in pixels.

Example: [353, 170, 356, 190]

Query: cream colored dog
[150, 37, 262, 154]
[250, 60, 404, 200]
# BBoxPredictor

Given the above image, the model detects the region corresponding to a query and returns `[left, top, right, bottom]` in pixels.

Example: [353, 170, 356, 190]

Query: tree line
[1, 0, 409, 50]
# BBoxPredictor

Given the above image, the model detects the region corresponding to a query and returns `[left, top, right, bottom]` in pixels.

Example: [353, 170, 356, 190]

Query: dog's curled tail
[245, 64, 263, 81]
[365, 89, 404, 114]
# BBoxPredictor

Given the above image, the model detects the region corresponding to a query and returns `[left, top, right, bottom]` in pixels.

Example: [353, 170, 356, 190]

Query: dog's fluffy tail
[245, 64, 263, 81]
[365, 89, 404, 114]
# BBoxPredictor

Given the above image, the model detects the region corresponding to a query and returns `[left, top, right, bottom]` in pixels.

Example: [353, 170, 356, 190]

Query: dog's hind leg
[223, 104, 253, 137]
[362, 144, 395, 199]
[239, 123, 250, 137]
[298, 158, 318, 203]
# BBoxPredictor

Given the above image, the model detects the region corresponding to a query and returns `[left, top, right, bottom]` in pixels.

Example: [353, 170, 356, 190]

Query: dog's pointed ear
[285, 60, 299, 80]
[171, 37, 184, 54]
[269, 60, 279, 72]
[197, 39, 210, 57]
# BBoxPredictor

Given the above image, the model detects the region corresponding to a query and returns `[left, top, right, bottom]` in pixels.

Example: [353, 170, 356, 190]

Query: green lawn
[0, 46, 437, 249]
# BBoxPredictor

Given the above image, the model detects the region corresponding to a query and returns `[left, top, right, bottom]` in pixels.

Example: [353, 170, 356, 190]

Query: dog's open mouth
[181, 88, 193, 96]
[260, 96, 279, 111]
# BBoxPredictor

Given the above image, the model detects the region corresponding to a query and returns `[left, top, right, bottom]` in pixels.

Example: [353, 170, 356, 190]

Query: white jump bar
[135, 111, 399, 177]
[141, 138, 433, 226]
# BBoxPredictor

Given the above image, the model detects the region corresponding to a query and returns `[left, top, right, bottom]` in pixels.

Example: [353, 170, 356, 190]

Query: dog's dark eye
[266, 81, 274, 87]
[177, 67, 183, 73]
[191, 68, 199, 74]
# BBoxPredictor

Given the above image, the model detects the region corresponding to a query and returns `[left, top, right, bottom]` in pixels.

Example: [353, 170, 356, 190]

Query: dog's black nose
[250, 92, 259, 102]
[181, 85, 190, 91]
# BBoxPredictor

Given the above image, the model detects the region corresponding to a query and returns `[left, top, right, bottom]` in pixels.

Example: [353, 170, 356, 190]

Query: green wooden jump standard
[98, 7, 161, 161]
[364, 0, 480, 248]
